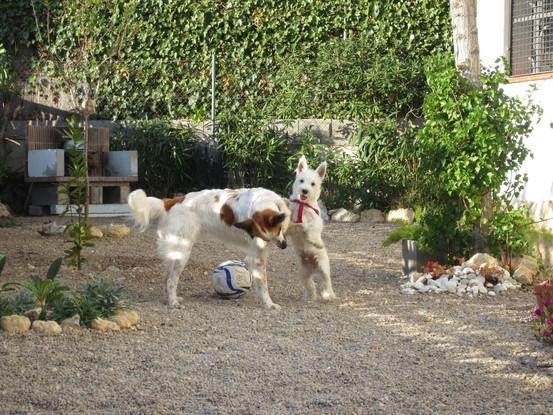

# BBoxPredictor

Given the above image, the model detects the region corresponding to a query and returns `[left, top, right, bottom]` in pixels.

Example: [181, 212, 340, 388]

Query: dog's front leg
[246, 239, 280, 310]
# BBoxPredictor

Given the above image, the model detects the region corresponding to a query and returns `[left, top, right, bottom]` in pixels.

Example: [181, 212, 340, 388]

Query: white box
[27, 149, 65, 177]
[104, 151, 138, 177]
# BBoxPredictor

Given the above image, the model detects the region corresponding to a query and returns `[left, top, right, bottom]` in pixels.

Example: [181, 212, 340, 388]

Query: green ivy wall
[2, 0, 451, 120]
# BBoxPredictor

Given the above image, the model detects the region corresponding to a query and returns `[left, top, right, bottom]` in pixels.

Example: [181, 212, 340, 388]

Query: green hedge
[22, 0, 451, 120]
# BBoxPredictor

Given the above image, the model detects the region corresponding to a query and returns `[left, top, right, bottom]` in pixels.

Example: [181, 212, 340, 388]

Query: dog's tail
[127, 189, 166, 231]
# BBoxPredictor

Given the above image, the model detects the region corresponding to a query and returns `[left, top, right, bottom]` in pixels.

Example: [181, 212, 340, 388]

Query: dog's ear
[234, 219, 256, 238]
[315, 161, 327, 179]
[296, 155, 308, 173]
[268, 212, 287, 227]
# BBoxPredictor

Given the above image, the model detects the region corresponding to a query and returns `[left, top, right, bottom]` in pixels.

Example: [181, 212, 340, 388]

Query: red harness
[292, 199, 320, 223]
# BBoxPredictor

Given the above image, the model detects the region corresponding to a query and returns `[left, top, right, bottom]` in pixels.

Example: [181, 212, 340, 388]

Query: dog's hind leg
[299, 256, 318, 301]
[316, 249, 337, 301]
[164, 256, 188, 307]
[158, 225, 197, 308]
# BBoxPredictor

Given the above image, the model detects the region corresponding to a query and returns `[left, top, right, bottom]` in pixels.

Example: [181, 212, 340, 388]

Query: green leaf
[46, 258, 63, 280]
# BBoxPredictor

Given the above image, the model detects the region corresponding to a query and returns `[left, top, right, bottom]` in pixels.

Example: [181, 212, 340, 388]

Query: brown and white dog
[128, 188, 290, 309]
[287, 156, 337, 301]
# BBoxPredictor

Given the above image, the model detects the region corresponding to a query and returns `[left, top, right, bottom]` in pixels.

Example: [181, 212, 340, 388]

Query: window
[511, 0, 553, 75]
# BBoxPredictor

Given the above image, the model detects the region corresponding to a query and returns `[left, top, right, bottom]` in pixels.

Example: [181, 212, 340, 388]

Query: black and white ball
[212, 260, 252, 298]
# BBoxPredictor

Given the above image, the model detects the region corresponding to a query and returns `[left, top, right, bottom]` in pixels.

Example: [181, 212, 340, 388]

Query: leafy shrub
[2, 258, 66, 320]
[217, 118, 291, 195]
[382, 223, 424, 247]
[111, 121, 195, 197]
[51, 278, 128, 326]
[411, 54, 539, 260]
[81, 278, 128, 317]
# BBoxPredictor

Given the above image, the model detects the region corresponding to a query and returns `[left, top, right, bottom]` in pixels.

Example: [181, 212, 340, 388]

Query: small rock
[478, 286, 488, 294]
[109, 314, 131, 329]
[106, 224, 131, 238]
[436, 276, 449, 290]
[494, 284, 506, 293]
[415, 276, 427, 285]
[409, 272, 422, 283]
[89, 226, 104, 238]
[0, 315, 31, 333]
[115, 310, 140, 326]
[32, 320, 62, 335]
[61, 314, 81, 329]
[360, 209, 385, 223]
[23, 308, 42, 321]
[401, 288, 416, 295]
[446, 280, 457, 292]
[487, 291, 496, 296]
[512, 261, 539, 286]
[0, 202, 10, 218]
[385, 208, 415, 224]
[38, 221, 67, 236]
[412, 281, 425, 291]
[464, 253, 500, 269]
[91, 318, 121, 332]
[330, 208, 360, 223]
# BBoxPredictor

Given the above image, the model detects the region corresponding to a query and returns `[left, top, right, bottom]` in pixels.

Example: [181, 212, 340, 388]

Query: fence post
[211, 54, 217, 140]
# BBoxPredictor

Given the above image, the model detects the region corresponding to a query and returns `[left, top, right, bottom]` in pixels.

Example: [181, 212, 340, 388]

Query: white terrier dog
[287, 156, 337, 301]
[128, 187, 290, 309]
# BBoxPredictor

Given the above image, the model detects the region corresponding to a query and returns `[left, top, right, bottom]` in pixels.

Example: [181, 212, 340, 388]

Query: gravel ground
[0, 217, 552, 415]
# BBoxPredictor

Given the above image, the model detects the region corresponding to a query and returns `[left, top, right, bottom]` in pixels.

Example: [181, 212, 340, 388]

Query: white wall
[478, 0, 553, 202]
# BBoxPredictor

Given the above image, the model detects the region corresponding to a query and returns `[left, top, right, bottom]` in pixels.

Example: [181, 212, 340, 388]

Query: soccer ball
[211, 260, 252, 298]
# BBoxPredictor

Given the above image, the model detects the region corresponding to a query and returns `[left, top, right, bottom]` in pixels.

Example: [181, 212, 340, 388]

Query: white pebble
[487, 291, 496, 296]
[402, 288, 416, 295]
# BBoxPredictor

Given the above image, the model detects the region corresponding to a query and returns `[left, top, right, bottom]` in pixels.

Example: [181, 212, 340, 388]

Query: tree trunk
[450, 0, 491, 252]
[449, 0, 481, 87]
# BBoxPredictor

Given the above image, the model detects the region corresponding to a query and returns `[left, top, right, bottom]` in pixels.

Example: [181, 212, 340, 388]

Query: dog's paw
[167, 299, 184, 309]
[264, 302, 281, 310]
[304, 292, 319, 302]
[320, 291, 338, 302]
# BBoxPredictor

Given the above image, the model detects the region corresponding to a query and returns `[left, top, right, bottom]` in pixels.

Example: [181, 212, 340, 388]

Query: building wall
[478, 0, 553, 203]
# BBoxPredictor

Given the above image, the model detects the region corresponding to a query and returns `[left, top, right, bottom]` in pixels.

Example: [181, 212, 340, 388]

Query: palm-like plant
[2, 258, 67, 320]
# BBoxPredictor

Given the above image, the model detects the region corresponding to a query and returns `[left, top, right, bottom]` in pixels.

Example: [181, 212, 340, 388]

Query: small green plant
[2, 258, 67, 320]
[81, 278, 128, 316]
[59, 116, 94, 269]
[382, 223, 424, 247]
[50, 278, 128, 326]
